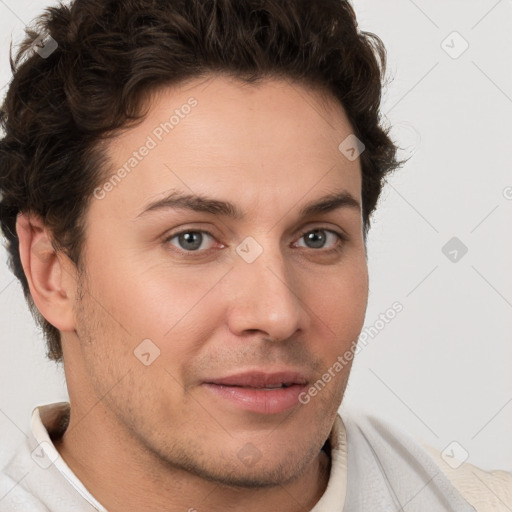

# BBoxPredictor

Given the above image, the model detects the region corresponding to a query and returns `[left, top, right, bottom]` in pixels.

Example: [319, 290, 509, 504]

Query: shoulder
[340, 408, 511, 511]
[419, 441, 512, 512]
[0, 448, 50, 511]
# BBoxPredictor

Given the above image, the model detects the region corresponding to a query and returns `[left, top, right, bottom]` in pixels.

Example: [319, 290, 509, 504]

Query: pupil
[179, 232, 202, 250]
[306, 230, 325, 248]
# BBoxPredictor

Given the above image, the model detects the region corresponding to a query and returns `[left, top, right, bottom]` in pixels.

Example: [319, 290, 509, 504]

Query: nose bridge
[227, 235, 306, 340]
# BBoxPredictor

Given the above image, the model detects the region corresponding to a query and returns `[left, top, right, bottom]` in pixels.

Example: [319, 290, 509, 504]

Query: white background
[1, 0, 511, 473]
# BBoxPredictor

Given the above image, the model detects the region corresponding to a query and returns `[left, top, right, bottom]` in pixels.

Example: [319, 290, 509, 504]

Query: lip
[206, 370, 308, 388]
[203, 370, 309, 415]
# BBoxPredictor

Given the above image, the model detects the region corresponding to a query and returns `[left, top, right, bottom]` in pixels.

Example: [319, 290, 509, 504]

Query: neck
[52, 402, 332, 512]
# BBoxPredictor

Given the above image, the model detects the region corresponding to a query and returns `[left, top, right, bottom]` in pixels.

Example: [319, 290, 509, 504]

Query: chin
[188, 457, 307, 489]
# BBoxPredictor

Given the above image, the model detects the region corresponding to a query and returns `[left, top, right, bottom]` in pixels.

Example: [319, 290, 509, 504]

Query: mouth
[205, 370, 308, 388]
[228, 383, 294, 389]
[203, 370, 309, 414]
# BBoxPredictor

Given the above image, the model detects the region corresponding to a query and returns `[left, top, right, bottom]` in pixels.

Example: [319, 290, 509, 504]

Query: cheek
[308, 260, 368, 333]
[88, 245, 212, 332]
[90, 257, 230, 378]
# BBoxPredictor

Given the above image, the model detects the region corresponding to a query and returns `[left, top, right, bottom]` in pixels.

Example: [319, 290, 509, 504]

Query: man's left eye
[294, 228, 345, 251]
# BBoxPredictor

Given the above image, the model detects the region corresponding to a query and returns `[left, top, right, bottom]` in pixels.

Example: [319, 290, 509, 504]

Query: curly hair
[0, 0, 403, 363]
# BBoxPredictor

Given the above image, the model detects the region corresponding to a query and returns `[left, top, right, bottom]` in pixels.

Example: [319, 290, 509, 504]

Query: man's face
[68, 74, 368, 486]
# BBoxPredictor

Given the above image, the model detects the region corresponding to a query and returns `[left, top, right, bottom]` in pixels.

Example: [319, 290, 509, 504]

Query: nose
[225, 240, 310, 342]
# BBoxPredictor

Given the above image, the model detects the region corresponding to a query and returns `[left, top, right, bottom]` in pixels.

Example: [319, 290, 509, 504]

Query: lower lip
[203, 383, 306, 414]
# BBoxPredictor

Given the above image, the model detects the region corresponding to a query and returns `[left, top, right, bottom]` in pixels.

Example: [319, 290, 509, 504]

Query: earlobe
[15, 212, 77, 332]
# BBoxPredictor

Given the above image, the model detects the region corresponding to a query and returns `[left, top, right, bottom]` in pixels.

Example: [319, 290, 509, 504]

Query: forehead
[94, 74, 362, 219]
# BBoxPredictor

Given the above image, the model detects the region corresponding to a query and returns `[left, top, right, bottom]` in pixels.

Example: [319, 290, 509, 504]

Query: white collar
[31, 402, 108, 511]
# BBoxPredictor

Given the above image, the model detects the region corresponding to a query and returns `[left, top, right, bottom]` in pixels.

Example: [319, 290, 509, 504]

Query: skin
[16, 74, 369, 512]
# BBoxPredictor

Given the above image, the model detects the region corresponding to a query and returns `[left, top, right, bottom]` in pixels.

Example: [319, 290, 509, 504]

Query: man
[0, 0, 510, 510]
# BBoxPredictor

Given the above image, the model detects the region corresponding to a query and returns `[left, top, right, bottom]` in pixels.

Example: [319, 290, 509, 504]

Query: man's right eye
[163, 229, 220, 253]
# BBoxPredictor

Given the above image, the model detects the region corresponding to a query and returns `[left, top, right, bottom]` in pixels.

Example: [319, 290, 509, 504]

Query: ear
[15, 212, 77, 332]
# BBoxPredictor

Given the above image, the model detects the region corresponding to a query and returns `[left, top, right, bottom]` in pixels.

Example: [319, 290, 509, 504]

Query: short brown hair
[0, 0, 403, 363]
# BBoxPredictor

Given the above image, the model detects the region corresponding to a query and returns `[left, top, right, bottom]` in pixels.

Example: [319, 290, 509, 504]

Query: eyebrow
[135, 188, 361, 220]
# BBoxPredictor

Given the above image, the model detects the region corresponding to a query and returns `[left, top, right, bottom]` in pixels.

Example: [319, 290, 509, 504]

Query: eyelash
[163, 227, 348, 257]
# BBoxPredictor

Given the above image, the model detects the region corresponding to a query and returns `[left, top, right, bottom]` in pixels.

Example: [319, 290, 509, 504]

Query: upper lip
[205, 370, 309, 388]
